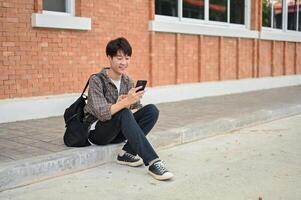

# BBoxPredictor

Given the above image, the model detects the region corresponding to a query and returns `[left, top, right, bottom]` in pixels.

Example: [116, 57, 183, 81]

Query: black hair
[106, 37, 132, 57]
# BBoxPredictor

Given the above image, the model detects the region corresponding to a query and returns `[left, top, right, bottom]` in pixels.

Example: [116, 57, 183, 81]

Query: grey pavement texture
[1, 114, 300, 200]
[0, 85, 301, 191]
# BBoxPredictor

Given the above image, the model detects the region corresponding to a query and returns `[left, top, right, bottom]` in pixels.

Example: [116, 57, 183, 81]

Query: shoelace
[125, 153, 136, 160]
[154, 161, 167, 173]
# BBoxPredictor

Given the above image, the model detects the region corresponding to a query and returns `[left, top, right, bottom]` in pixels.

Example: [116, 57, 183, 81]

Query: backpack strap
[81, 74, 97, 96]
[81, 73, 107, 98]
[80, 79, 90, 96]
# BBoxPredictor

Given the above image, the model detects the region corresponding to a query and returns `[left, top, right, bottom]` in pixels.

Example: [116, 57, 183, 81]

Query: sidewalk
[0, 85, 301, 191]
[1, 114, 300, 200]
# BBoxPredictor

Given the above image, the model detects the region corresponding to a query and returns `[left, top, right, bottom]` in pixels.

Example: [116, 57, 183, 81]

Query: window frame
[151, 0, 301, 42]
[150, 0, 255, 39]
[155, 0, 249, 27]
[31, 0, 91, 30]
[261, 0, 301, 42]
[42, 0, 75, 16]
[285, 0, 300, 31]
[262, 0, 301, 32]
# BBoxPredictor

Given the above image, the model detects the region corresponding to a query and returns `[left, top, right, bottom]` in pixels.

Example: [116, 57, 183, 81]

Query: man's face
[108, 50, 131, 76]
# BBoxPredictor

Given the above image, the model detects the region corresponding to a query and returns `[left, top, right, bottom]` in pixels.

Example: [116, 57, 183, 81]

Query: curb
[1, 104, 301, 191]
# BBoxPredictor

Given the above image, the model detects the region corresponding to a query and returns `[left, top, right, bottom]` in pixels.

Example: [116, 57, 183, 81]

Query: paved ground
[1, 114, 300, 200]
[1, 85, 301, 164]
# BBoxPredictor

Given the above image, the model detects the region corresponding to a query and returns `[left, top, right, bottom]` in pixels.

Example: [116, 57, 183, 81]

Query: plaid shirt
[84, 67, 142, 125]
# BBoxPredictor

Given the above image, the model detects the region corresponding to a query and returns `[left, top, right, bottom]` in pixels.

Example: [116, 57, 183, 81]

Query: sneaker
[117, 152, 144, 167]
[148, 160, 173, 181]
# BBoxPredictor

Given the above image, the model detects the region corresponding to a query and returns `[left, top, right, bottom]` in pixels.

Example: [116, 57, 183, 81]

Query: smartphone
[135, 80, 147, 92]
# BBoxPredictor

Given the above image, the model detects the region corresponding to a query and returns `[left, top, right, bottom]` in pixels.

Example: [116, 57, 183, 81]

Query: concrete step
[1, 103, 301, 191]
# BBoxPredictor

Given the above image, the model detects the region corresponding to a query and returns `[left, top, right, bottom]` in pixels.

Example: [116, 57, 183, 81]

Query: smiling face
[108, 50, 131, 78]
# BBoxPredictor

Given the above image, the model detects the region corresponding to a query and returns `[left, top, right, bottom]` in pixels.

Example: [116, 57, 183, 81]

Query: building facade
[1, 0, 301, 122]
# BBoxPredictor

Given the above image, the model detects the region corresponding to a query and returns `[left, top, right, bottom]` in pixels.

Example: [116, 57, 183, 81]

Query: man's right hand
[110, 86, 144, 116]
[122, 86, 144, 107]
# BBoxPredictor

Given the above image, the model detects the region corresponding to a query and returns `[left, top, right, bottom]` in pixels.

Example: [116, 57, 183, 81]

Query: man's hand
[117, 95, 127, 102]
[122, 86, 144, 108]
[117, 95, 130, 108]
[111, 87, 144, 116]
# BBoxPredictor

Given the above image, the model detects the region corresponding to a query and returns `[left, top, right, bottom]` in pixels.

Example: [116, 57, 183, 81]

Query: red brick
[285, 42, 295, 75]
[297, 43, 301, 74]
[2, 42, 15, 47]
[220, 37, 237, 80]
[0, 75, 9, 81]
[258, 40, 272, 77]
[3, 51, 14, 56]
[238, 39, 253, 79]
[273, 41, 284, 76]
[5, 17, 18, 23]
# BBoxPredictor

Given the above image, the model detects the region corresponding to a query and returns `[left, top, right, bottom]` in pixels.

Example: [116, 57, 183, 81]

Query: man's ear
[107, 55, 113, 61]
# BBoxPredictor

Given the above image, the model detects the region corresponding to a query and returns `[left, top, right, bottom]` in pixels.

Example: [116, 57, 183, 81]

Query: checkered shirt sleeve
[85, 75, 112, 122]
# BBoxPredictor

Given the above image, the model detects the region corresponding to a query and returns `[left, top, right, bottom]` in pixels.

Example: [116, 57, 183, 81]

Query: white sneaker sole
[117, 159, 144, 167]
[148, 171, 173, 181]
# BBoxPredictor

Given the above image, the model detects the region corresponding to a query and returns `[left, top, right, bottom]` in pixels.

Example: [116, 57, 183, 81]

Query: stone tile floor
[1, 85, 300, 164]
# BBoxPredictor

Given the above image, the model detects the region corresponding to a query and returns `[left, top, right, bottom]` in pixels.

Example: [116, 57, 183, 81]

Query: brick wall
[0, 0, 150, 99]
[0, 0, 301, 100]
[150, 33, 301, 86]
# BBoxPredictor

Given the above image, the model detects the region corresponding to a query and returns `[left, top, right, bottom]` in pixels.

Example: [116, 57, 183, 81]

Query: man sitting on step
[83, 37, 173, 181]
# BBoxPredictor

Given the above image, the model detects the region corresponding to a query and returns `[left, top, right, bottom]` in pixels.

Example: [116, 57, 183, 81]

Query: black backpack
[63, 73, 107, 147]
[63, 76, 92, 147]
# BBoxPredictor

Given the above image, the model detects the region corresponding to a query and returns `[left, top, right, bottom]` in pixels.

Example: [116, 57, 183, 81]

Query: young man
[83, 37, 173, 181]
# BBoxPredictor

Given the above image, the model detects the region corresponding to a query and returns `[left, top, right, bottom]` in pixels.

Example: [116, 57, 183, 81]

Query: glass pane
[262, 0, 272, 27]
[287, 0, 298, 30]
[230, 0, 245, 24]
[43, 0, 66, 12]
[155, 0, 178, 17]
[209, 0, 228, 22]
[299, 2, 301, 31]
[183, 0, 205, 19]
[273, 0, 283, 29]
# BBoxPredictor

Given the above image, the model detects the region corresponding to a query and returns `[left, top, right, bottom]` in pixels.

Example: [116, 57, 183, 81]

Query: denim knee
[117, 108, 133, 120]
[144, 104, 159, 119]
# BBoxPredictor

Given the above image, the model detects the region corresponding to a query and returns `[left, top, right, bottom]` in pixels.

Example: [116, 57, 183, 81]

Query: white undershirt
[88, 77, 121, 143]
[110, 78, 121, 94]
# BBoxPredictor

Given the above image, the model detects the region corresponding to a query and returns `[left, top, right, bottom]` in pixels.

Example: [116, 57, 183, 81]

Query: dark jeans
[88, 104, 159, 165]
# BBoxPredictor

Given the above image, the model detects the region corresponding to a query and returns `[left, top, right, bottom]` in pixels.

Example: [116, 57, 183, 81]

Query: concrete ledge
[1, 75, 301, 123]
[1, 103, 301, 191]
[0, 144, 122, 191]
[31, 13, 91, 30]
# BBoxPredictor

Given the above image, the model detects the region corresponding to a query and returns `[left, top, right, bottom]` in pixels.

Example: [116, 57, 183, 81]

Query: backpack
[63, 73, 107, 147]
[63, 76, 92, 147]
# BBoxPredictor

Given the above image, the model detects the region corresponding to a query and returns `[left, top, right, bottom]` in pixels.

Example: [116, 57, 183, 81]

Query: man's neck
[107, 68, 121, 80]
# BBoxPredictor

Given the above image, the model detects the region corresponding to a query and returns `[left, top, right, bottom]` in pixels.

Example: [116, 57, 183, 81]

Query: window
[155, 0, 246, 25]
[151, 0, 254, 39]
[155, 0, 178, 17]
[262, 0, 283, 29]
[183, 0, 205, 20]
[209, 0, 227, 22]
[43, 0, 66, 12]
[287, 0, 300, 31]
[299, 1, 301, 30]
[230, 0, 245, 24]
[262, 0, 301, 31]
[42, 0, 74, 15]
[32, 0, 91, 30]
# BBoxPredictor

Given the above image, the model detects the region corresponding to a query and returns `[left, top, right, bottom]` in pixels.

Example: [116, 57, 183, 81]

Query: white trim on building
[261, 28, 301, 42]
[149, 19, 259, 39]
[31, 13, 91, 30]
